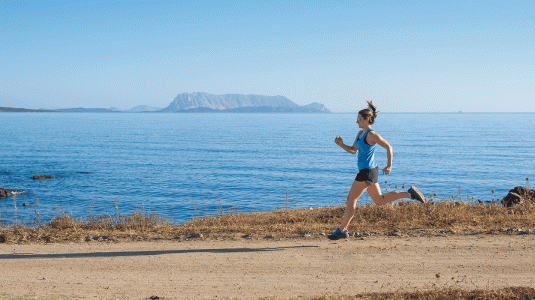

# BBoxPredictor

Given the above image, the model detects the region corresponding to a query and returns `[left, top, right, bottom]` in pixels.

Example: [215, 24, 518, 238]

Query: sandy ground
[1, 234, 534, 300]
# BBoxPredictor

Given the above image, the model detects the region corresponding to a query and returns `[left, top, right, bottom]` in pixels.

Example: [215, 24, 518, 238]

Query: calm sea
[1, 112, 534, 225]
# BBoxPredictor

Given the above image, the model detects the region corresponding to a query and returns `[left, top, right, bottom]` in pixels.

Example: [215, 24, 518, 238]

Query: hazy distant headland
[0, 107, 58, 113]
[1, 92, 331, 113]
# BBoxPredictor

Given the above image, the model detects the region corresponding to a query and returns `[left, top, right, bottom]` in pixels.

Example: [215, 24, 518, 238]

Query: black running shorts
[355, 166, 379, 185]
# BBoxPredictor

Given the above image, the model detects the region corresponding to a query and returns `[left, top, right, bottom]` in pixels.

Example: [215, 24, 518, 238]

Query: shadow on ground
[0, 245, 319, 260]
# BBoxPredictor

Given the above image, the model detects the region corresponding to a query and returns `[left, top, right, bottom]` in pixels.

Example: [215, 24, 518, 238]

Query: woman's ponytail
[364, 100, 379, 124]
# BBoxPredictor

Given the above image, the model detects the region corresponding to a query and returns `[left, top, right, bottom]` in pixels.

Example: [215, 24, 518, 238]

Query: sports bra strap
[357, 129, 373, 144]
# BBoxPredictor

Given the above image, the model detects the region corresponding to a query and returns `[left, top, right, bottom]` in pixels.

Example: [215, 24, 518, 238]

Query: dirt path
[1, 234, 534, 299]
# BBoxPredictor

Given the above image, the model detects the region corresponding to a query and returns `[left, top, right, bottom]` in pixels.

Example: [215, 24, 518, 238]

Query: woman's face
[356, 115, 369, 128]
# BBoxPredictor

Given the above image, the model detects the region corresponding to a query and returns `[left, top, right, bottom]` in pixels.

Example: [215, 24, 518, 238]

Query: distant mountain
[127, 105, 163, 112]
[161, 92, 330, 113]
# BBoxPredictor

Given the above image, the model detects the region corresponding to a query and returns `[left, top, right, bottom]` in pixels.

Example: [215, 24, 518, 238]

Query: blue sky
[1, 0, 534, 112]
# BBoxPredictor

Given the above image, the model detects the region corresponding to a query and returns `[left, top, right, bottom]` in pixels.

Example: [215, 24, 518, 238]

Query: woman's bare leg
[339, 180, 369, 231]
[367, 183, 410, 206]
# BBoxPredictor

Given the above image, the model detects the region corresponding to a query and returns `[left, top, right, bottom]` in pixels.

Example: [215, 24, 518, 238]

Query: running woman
[328, 101, 426, 241]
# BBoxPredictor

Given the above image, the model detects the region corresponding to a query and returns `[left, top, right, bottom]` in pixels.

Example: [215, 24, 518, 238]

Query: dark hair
[358, 101, 379, 125]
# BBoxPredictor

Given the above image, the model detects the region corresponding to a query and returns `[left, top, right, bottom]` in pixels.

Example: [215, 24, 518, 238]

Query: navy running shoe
[327, 228, 349, 240]
[408, 186, 426, 203]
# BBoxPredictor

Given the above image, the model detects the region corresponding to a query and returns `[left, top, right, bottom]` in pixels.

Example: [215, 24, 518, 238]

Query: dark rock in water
[0, 188, 11, 198]
[0, 188, 23, 198]
[501, 186, 535, 207]
[32, 175, 55, 180]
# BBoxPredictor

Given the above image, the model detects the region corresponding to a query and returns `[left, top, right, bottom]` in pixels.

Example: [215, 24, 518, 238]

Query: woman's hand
[382, 165, 392, 175]
[336, 136, 357, 154]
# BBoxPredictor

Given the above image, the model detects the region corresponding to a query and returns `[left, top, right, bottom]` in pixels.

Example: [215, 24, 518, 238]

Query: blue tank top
[355, 129, 377, 170]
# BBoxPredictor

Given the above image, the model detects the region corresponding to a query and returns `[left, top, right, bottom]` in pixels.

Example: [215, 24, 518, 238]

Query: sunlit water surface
[1, 112, 533, 225]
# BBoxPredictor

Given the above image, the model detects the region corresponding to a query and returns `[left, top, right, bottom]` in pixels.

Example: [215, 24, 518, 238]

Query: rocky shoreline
[1, 177, 533, 207]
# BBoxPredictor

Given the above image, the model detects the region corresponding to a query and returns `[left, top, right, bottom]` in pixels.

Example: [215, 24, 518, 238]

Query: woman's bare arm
[334, 136, 357, 154]
[368, 131, 393, 174]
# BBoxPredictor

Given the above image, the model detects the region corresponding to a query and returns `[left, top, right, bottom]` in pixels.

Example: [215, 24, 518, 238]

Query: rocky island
[160, 92, 331, 113]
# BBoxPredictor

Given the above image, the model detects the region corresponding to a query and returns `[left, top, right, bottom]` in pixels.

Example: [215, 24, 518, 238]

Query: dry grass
[1, 195, 534, 244]
[255, 286, 535, 299]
